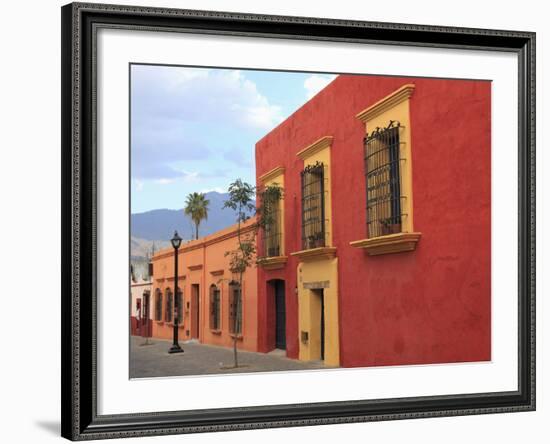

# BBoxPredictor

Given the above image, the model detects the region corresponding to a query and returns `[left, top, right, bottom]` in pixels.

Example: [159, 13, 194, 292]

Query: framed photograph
[61, 2, 535, 440]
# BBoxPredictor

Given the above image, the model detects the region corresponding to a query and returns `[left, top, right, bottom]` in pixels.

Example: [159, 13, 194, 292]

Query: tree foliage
[257, 182, 284, 230]
[184, 192, 210, 240]
[222, 179, 257, 368]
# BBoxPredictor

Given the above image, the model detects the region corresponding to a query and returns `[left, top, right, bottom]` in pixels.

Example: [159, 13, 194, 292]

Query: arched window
[154, 289, 162, 321]
[165, 288, 173, 323]
[228, 281, 242, 335]
[209, 284, 221, 330]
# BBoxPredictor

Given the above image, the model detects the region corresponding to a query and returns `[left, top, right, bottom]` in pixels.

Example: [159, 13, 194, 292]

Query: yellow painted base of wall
[297, 258, 340, 367]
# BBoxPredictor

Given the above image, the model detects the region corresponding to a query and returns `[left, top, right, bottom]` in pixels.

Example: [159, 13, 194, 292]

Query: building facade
[130, 278, 152, 338]
[255, 75, 491, 368]
[150, 218, 259, 352]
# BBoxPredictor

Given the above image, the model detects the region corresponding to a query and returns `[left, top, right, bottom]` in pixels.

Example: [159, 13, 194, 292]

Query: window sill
[229, 333, 244, 340]
[210, 329, 222, 335]
[155, 321, 164, 325]
[257, 255, 287, 270]
[165, 322, 185, 328]
[290, 246, 337, 262]
[350, 232, 421, 256]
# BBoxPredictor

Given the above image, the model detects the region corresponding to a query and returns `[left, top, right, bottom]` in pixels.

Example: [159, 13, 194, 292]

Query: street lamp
[168, 231, 184, 354]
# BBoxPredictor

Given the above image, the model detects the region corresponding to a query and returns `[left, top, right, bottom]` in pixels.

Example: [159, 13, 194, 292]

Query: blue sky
[130, 64, 336, 213]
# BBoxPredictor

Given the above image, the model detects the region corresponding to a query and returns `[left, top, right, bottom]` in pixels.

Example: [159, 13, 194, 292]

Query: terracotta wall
[151, 218, 259, 352]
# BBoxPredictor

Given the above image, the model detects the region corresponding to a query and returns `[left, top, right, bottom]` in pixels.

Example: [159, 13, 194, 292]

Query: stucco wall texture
[151, 219, 259, 352]
[256, 74, 491, 367]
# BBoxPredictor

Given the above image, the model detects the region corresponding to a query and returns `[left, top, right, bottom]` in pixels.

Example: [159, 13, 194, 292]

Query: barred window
[165, 288, 173, 323]
[301, 161, 326, 250]
[142, 290, 150, 321]
[261, 189, 282, 257]
[209, 284, 221, 330]
[175, 288, 183, 324]
[228, 282, 242, 335]
[154, 289, 162, 321]
[365, 121, 403, 238]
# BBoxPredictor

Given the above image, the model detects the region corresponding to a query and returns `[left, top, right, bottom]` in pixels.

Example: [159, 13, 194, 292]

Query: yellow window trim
[290, 246, 337, 262]
[259, 166, 285, 184]
[257, 255, 288, 270]
[258, 166, 285, 258]
[350, 232, 422, 255]
[356, 84, 416, 123]
[352, 83, 419, 254]
[295, 136, 334, 249]
[296, 136, 333, 160]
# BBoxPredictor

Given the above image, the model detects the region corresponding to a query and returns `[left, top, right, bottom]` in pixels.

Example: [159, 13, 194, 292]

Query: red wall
[256, 75, 491, 367]
[131, 317, 153, 338]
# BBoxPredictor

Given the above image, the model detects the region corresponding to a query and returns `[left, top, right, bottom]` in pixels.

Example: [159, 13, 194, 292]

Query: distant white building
[130, 260, 152, 337]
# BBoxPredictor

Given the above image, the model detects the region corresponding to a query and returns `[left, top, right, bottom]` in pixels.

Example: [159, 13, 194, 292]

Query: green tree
[223, 179, 256, 368]
[184, 192, 210, 240]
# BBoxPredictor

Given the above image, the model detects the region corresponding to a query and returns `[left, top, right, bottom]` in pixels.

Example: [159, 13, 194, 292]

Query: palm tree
[184, 192, 210, 240]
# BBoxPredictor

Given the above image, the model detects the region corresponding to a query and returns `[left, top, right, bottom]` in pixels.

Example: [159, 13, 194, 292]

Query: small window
[301, 161, 326, 250]
[209, 284, 221, 330]
[228, 282, 242, 335]
[165, 288, 173, 323]
[154, 289, 162, 321]
[365, 121, 403, 238]
[260, 186, 282, 257]
[142, 290, 150, 322]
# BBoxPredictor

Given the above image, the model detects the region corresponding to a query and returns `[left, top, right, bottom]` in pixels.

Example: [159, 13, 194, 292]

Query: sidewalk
[130, 336, 328, 378]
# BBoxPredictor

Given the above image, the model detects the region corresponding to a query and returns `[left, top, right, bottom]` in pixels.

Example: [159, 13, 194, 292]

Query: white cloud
[151, 169, 228, 186]
[304, 74, 337, 100]
[131, 65, 282, 182]
[133, 66, 283, 132]
[154, 178, 178, 185]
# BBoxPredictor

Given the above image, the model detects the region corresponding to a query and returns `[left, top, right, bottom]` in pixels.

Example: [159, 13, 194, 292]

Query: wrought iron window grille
[165, 289, 173, 323]
[364, 120, 404, 238]
[209, 285, 221, 330]
[301, 161, 326, 250]
[154, 289, 162, 321]
[228, 282, 243, 335]
[261, 190, 282, 258]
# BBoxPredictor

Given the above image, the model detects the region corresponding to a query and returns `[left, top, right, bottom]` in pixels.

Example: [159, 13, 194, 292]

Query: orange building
[150, 217, 259, 352]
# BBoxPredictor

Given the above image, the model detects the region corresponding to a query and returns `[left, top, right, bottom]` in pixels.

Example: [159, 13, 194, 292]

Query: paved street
[130, 336, 328, 378]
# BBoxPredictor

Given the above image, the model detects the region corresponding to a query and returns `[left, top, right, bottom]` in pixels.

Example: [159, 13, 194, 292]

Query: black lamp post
[168, 231, 184, 354]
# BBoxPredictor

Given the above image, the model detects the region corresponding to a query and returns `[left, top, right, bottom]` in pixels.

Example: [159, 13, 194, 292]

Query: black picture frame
[61, 2, 536, 440]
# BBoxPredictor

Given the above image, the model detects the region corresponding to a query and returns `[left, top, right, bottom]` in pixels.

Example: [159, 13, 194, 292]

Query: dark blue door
[275, 281, 286, 350]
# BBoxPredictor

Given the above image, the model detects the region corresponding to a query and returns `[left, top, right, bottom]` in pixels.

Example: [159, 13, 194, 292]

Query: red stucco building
[255, 75, 491, 368]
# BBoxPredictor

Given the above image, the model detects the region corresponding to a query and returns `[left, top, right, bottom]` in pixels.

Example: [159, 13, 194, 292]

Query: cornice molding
[296, 136, 333, 160]
[356, 84, 415, 123]
[259, 166, 285, 184]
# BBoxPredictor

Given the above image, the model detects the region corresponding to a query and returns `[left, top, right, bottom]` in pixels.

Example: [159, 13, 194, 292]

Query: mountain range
[130, 191, 254, 258]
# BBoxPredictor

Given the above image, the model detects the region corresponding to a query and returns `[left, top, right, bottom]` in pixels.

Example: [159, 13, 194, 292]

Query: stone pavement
[130, 335, 328, 378]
